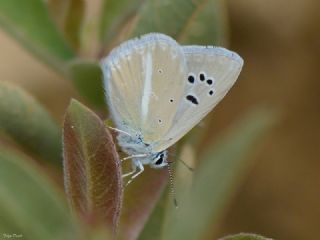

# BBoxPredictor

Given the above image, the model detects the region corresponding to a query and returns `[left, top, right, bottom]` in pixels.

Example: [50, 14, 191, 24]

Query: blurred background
[217, 1, 320, 239]
[0, 0, 319, 239]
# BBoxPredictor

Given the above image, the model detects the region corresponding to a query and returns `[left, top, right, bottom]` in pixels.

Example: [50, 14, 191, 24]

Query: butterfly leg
[122, 154, 148, 178]
[122, 163, 137, 178]
[121, 154, 147, 162]
[125, 160, 144, 186]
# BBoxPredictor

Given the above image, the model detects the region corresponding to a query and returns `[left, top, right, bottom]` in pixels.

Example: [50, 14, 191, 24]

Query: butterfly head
[150, 151, 168, 169]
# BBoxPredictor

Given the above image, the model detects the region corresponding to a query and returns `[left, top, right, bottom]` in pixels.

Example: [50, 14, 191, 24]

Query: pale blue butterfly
[100, 33, 243, 185]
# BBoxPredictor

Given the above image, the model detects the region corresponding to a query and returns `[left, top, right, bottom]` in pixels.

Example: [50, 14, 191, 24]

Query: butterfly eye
[155, 157, 163, 165]
[155, 153, 164, 165]
[169, 99, 174, 103]
[206, 79, 213, 85]
[209, 90, 214, 96]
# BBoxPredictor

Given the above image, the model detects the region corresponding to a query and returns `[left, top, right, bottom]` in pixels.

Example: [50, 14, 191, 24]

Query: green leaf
[0, 82, 61, 165]
[138, 187, 169, 240]
[87, 226, 113, 240]
[138, 145, 194, 240]
[162, 109, 275, 240]
[0, 147, 76, 240]
[47, 0, 85, 50]
[67, 60, 106, 108]
[219, 233, 273, 240]
[0, 0, 75, 73]
[138, 144, 196, 240]
[136, 144, 195, 240]
[117, 168, 168, 240]
[99, 0, 143, 46]
[131, 0, 227, 45]
[63, 99, 122, 235]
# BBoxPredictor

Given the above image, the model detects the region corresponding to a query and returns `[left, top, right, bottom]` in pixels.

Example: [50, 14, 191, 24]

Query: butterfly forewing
[101, 33, 187, 143]
[153, 46, 244, 152]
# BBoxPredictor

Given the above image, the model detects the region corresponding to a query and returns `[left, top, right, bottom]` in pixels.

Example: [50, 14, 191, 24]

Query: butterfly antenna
[167, 161, 178, 208]
[168, 153, 194, 172]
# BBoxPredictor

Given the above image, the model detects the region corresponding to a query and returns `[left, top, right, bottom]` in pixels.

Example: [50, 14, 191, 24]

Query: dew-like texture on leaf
[0, 82, 61, 165]
[219, 233, 273, 240]
[131, 0, 227, 45]
[47, 0, 84, 50]
[0, 0, 74, 72]
[117, 168, 168, 240]
[63, 99, 122, 234]
[0, 148, 75, 240]
[68, 60, 105, 108]
[162, 110, 275, 240]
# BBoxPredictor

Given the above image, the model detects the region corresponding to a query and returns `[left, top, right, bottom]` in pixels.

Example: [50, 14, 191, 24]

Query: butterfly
[100, 33, 243, 184]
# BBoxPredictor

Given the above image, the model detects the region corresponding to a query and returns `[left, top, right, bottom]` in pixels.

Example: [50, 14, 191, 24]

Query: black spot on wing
[206, 79, 213, 85]
[188, 74, 195, 83]
[186, 95, 199, 105]
[199, 73, 205, 81]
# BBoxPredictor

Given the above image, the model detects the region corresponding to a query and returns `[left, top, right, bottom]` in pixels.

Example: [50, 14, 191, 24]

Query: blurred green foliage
[67, 60, 105, 107]
[131, 0, 227, 45]
[0, 0, 274, 239]
[47, 0, 85, 50]
[0, 82, 61, 164]
[0, 148, 76, 240]
[0, 0, 75, 72]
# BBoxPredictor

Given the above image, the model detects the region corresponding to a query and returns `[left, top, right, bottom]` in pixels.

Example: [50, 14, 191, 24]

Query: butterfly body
[101, 33, 243, 181]
[117, 132, 168, 169]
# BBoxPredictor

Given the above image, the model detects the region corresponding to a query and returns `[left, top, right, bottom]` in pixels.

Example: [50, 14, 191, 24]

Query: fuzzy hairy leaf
[0, 82, 61, 164]
[0, 148, 75, 240]
[63, 99, 122, 234]
[131, 0, 227, 45]
[162, 109, 275, 240]
[0, 0, 74, 72]
[219, 233, 273, 240]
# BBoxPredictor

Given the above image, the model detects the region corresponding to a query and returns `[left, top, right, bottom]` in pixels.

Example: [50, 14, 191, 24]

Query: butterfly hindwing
[101, 33, 187, 143]
[153, 46, 244, 152]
